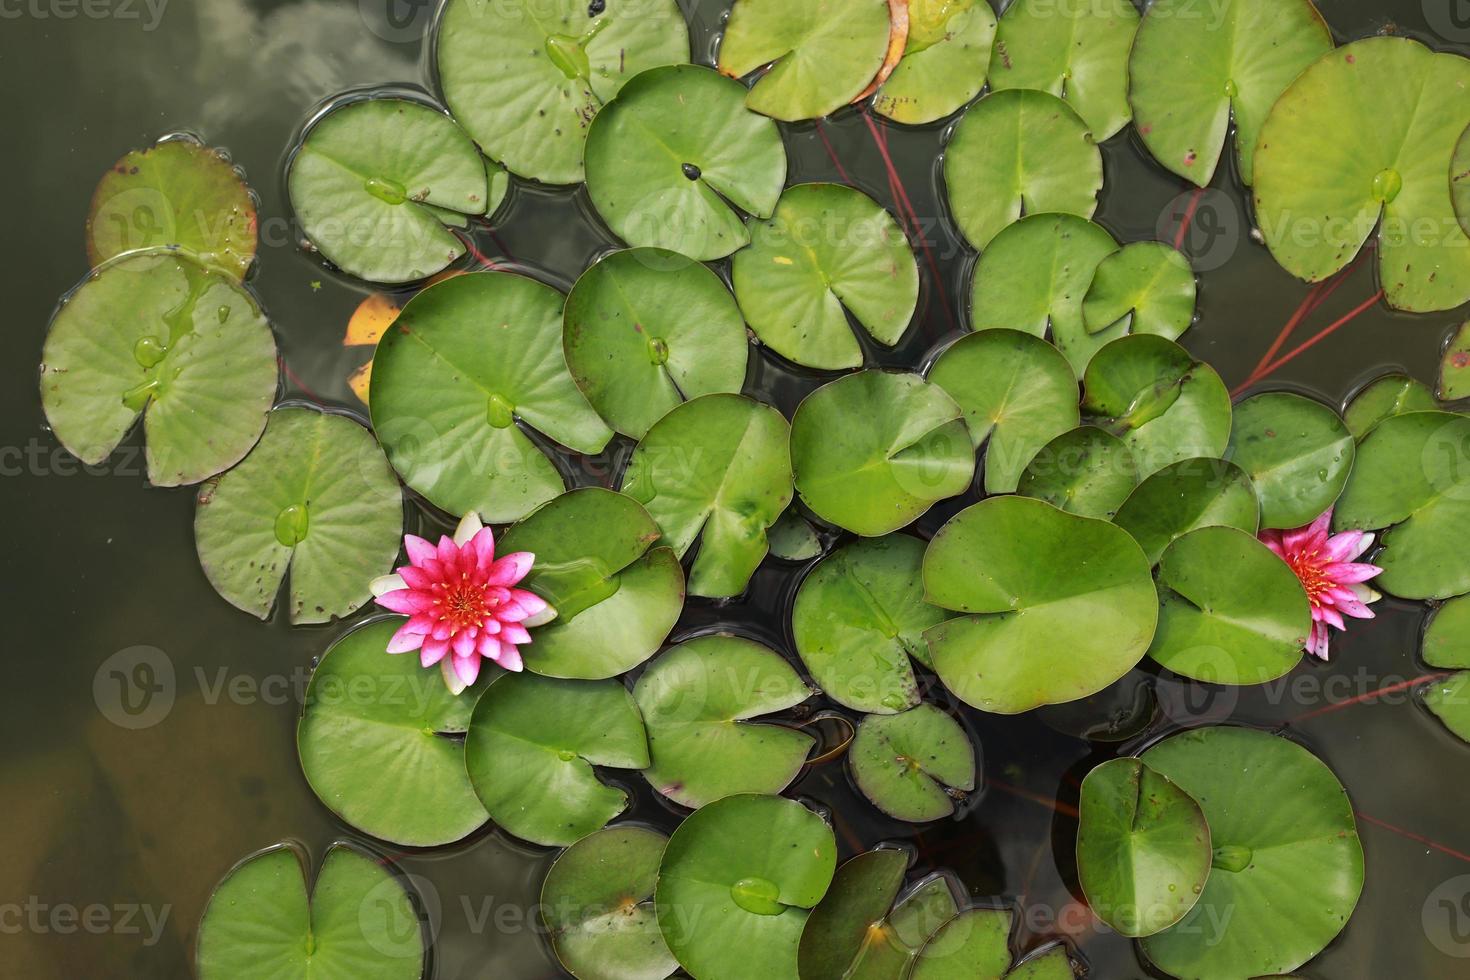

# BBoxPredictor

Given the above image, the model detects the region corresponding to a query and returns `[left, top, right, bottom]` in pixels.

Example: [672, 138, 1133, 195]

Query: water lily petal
[1323, 530, 1366, 562]
[423, 636, 451, 665]
[1319, 605, 1346, 630]
[404, 534, 437, 565]
[453, 510, 484, 547]
[404, 612, 437, 634]
[1259, 530, 1286, 559]
[1350, 582, 1382, 605]
[437, 534, 458, 565]
[523, 604, 558, 628]
[1323, 561, 1383, 584]
[1306, 622, 1331, 660]
[500, 623, 532, 645]
[370, 573, 407, 597]
[487, 552, 534, 586]
[441, 656, 468, 695]
[386, 621, 426, 654]
[495, 641, 524, 672]
[397, 565, 436, 590]
[432, 619, 453, 641]
[421, 642, 449, 667]
[454, 652, 481, 686]
[469, 526, 496, 568]
[452, 629, 476, 659]
[376, 589, 432, 615]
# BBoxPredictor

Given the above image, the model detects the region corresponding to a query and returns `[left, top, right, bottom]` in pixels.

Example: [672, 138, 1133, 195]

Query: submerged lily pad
[620, 394, 792, 598]
[436, 0, 690, 185]
[923, 496, 1157, 713]
[872, 0, 996, 125]
[1081, 242, 1196, 340]
[1439, 320, 1470, 402]
[1113, 458, 1260, 565]
[500, 488, 684, 678]
[849, 704, 976, 822]
[792, 371, 974, 536]
[1015, 426, 1138, 520]
[1424, 595, 1470, 668]
[944, 93, 1103, 250]
[635, 635, 813, 808]
[369, 271, 612, 522]
[39, 251, 277, 487]
[196, 843, 423, 979]
[1226, 392, 1354, 530]
[768, 508, 824, 561]
[1140, 727, 1364, 980]
[585, 64, 786, 261]
[1255, 37, 1470, 312]
[731, 182, 919, 370]
[717, 0, 892, 120]
[194, 407, 402, 625]
[655, 794, 836, 979]
[563, 248, 748, 439]
[1129, 0, 1333, 186]
[798, 849, 909, 980]
[908, 908, 1012, 980]
[1345, 373, 1437, 439]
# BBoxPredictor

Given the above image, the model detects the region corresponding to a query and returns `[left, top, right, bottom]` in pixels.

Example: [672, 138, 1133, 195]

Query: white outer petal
[1350, 582, 1382, 605]
[370, 573, 407, 597]
[1350, 532, 1375, 560]
[523, 605, 558, 628]
[453, 511, 485, 546]
[441, 656, 469, 695]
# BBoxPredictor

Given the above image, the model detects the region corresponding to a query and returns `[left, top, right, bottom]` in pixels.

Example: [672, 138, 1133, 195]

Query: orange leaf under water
[853, 0, 910, 103]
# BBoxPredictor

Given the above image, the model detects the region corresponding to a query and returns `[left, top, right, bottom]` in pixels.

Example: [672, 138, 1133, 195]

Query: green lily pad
[298, 620, 489, 846]
[436, 0, 690, 185]
[194, 407, 402, 625]
[499, 488, 684, 678]
[87, 137, 256, 280]
[1113, 458, 1260, 565]
[655, 794, 836, 979]
[1004, 947, 1074, 980]
[369, 271, 613, 523]
[872, 0, 997, 125]
[791, 371, 975, 536]
[465, 672, 647, 846]
[849, 704, 976, 822]
[1140, 727, 1364, 980]
[1255, 37, 1470, 312]
[717, 0, 892, 121]
[1334, 410, 1470, 599]
[1015, 426, 1138, 520]
[926, 329, 1080, 494]
[39, 251, 277, 487]
[808, 866, 963, 979]
[1081, 242, 1196, 340]
[1423, 672, 1470, 743]
[1129, 0, 1333, 186]
[288, 98, 488, 284]
[620, 393, 792, 598]
[1345, 373, 1438, 439]
[732, 182, 918, 370]
[635, 635, 814, 808]
[564, 247, 748, 440]
[908, 908, 1012, 980]
[541, 826, 677, 980]
[1424, 595, 1470, 668]
[1438, 320, 1470, 401]
[792, 535, 952, 714]
[1226, 392, 1355, 530]
[196, 843, 423, 979]
[768, 508, 824, 561]
[943, 92, 1103, 250]
[797, 849, 909, 980]
[988, 0, 1139, 140]
[585, 64, 786, 261]
[1081, 334, 1232, 479]
[923, 495, 1157, 713]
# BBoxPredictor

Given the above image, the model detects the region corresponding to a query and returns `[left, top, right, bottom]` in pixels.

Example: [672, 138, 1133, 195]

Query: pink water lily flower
[370, 512, 555, 694]
[1259, 509, 1383, 661]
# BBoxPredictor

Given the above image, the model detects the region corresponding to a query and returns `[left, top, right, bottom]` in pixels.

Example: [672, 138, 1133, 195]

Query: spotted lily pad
[298, 620, 489, 846]
[196, 843, 423, 979]
[1424, 595, 1470, 668]
[499, 488, 684, 678]
[194, 407, 402, 625]
[1113, 458, 1260, 565]
[620, 394, 792, 598]
[797, 849, 909, 980]
[717, 0, 892, 120]
[923, 495, 1157, 713]
[635, 635, 814, 808]
[1255, 37, 1470, 312]
[1226, 392, 1354, 530]
[1015, 426, 1138, 520]
[585, 65, 786, 261]
[1140, 727, 1364, 980]
[1129, 0, 1333, 186]
[39, 251, 277, 487]
[1439, 320, 1470, 402]
[731, 182, 919, 370]
[1081, 242, 1196, 340]
[791, 371, 975, 536]
[1345, 373, 1437, 439]
[871, 0, 997, 125]
[564, 248, 748, 439]
[369, 271, 612, 522]
[926, 329, 1080, 494]
[849, 704, 975, 822]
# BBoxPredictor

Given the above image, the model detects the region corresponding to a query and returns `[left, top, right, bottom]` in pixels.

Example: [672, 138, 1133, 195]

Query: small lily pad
[849, 704, 976, 822]
[39, 251, 277, 487]
[798, 849, 908, 979]
[194, 407, 403, 625]
[1423, 672, 1470, 743]
[1226, 392, 1354, 530]
[908, 908, 1012, 980]
[564, 247, 749, 440]
[1424, 595, 1470, 668]
[1438, 320, 1470, 402]
[1081, 242, 1196, 339]
[369, 271, 613, 523]
[926, 329, 1080, 494]
[768, 508, 824, 561]
[635, 635, 814, 808]
[1015, 426, 1138, 520]
[1345, 373, 1437, 439]
[1113, 458, 1260, 565]
[620, 394, 793, 598]
[1005, 947, 1074, 980]
[731, 182, 919, 370]
[791, 371, 975, 536]
[872, 0, 997, 125]
[943, 92, 1103, 250]
[585, 64, 786, 261]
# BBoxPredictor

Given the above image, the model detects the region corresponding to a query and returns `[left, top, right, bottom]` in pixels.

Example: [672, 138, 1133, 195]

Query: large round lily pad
[564, 247, 748, 440]
[634, 635, 814, 808]
[1140, 727, 1364, 980]
[849, 704, 976, 822]
[655, 794, 836, 980]
[923, 495, 1157, 713]
[797, 849, 909, 980]
[585, 64, 786, 261]
[39, 250, 277, 487]
[1345, 373, 1437, 439]
[872, 0, 996, 125]
[1081, 242, 1196, 340]
[1113, 457, 1260, 565]
[732, 182, 918, 370]
[436, 0, 690, 185]
[1015, 426, 1138, 520]
[369, 271, 613, 523]
[1226, 392, 1354, 530]
[791, 371, 975, 536]
[194, 406, 402, 625]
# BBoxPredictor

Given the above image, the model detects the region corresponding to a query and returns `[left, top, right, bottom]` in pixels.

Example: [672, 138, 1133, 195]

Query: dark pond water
[4, 0, 1470, 976]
